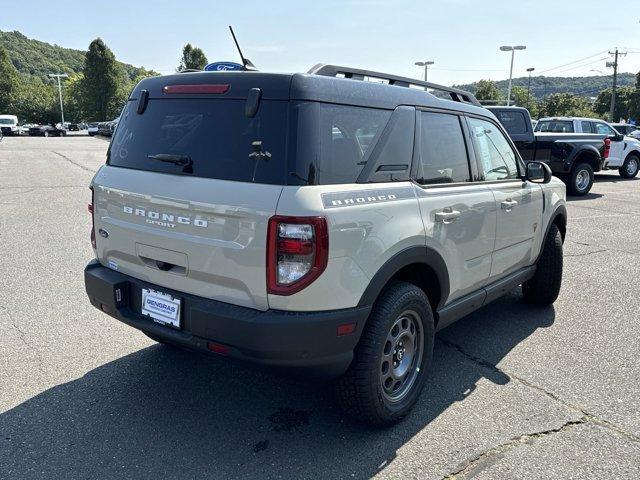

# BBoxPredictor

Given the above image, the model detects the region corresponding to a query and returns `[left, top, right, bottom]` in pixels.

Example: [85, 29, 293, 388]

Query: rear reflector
[100, 303, 112, 314]
[337, 323, 357, 336]
[207, 342, 229, 355]
[163, 84, 230, 94]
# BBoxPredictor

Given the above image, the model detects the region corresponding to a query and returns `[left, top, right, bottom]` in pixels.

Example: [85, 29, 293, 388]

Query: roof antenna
[229, 26, 257, 71]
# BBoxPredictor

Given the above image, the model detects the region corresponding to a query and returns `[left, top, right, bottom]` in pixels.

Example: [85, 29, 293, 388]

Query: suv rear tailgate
[92, 166, 282, 311]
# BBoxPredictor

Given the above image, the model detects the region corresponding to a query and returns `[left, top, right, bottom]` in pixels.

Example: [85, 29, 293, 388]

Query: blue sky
[3, 0, 640, 86]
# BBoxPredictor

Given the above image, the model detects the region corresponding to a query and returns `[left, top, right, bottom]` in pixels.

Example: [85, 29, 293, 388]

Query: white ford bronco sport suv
[84, 65, 567, 425]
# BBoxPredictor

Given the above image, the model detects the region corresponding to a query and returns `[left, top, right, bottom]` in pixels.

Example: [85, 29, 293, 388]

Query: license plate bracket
[141, 288, 181, 329]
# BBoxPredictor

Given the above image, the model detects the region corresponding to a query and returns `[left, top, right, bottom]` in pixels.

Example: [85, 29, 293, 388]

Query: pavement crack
[439, 339, 640, 446]
[565, 249, 607, 257]
[442, 418, 587, 479]
[567, 240, 639, 257]
[0, 305, 46, 375]
[51, 151, 98, 173]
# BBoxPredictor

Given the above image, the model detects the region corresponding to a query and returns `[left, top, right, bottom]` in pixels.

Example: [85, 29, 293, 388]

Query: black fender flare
[568, 145, 602, 172]
[534, 203, 567, 263]
[357, 246, 450, 310]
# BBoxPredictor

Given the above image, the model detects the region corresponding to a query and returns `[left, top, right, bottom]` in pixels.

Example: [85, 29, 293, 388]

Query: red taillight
[604, 138, 611, 159]
[267, 216, 329, 295]
[162, 84, 230, 95]
[277, 239, 314, 255]
[89, 186, 96, 249]
[337, 323, 357, 336]
[207, 342, 229, 355]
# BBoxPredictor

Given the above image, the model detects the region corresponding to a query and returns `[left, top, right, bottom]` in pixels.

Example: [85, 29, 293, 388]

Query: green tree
[177, 44, 208, 71]
[511, 86, 538, 117]
[0, 44, 19, 111]
[80, 38, 127, 120]
[627, 71, 640, 122]
[539, 93, 596, 118]
[130, 66, 159, 86]
[473, 79, 504, 103]
[62, 73, 86, 121]
[13, 79, 57, 123]
[593, 86, 633, 121]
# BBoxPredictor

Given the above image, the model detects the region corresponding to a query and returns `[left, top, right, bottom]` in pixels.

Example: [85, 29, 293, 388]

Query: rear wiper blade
[147, 154, 192, 166]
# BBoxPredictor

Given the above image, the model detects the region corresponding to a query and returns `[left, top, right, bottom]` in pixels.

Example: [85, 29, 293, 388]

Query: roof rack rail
[308, 64, 481, 107]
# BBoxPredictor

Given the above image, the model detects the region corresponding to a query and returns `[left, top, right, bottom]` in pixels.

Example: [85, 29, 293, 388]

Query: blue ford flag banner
[204, 62, 244, 72]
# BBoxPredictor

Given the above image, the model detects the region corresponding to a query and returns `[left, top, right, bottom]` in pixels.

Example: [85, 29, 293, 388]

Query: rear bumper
[84, 261, 370, 377]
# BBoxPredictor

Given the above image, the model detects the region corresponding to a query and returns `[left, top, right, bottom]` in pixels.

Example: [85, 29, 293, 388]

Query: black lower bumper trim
[84, 261, 371, 377]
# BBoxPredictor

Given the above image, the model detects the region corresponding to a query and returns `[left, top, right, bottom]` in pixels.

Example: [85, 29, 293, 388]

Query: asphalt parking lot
[1, 134, 639, 479]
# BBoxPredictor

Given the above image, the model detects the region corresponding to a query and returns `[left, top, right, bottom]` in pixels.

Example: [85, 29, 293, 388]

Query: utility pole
[607, 48, 626, 121]
[48, 73, 69, 126]
[526, 67, 535, 109]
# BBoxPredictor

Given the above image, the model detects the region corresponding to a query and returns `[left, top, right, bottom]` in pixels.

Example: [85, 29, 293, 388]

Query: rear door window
[581, 121, 594, 133]
[108, 99, 289, 185]
[416, 112, 471, 184]
[494, 110, 528, 135]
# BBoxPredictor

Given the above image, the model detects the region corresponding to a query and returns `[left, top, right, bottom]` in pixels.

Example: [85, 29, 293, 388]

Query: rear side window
[416, 112, 470, 184]
[108, 99, 288, 185]
[293, 103, 391, 185]
[468, 117, 519, 181]
[494, 110, 528, 135]
[581, 121, 594, 133]
[535, 120, 574, 133]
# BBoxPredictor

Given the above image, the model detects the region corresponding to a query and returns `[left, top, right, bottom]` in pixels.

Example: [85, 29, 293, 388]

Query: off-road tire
[522, 224, 563, 306]
[335, 281, 435, 426]
[567, 162, 594, 196]
[619, 154, 640, 179]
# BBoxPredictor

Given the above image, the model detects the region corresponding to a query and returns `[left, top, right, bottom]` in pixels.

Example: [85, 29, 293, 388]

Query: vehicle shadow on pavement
[594, 174, 640, 184]
[0, 291, 554, 480]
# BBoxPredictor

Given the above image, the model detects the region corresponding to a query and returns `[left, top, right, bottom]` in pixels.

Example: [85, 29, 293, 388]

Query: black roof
[130, 67, 491, 117]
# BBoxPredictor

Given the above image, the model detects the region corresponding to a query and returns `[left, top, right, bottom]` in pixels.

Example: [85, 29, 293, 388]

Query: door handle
[501, 199, 518, 211]
[435, 208, 461, 224]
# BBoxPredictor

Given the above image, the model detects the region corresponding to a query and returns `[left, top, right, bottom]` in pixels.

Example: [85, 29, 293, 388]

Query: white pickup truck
[535, 116, 640, 178]
[0, 115, 20, 136]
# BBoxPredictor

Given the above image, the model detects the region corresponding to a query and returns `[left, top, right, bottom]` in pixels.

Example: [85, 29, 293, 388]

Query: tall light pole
[48, 73, 69, 125]
[500, 45, 526, 106]
[414, 60, 434, 82]
[526, 67, 535, 109]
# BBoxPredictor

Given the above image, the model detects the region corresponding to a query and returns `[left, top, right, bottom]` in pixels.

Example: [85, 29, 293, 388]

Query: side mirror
[525, 161, 552, 184]
[614, 133, 624, 142]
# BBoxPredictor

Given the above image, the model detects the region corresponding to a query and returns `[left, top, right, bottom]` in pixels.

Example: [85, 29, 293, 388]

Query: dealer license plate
[141, 288, 181, 328]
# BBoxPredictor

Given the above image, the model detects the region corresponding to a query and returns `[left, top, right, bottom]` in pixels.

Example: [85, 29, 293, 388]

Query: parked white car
[535, 116, 640, 177]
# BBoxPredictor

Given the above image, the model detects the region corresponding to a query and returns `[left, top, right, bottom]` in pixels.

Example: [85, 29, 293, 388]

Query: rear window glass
[293, 103, 391, 185]
[108, 99, 288, 185]
[535, 120, 574, 133]
[493, 110, 528, 135]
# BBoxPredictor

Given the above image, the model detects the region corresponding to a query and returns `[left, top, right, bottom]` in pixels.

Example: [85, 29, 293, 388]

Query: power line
[536, 50, 609, 75]
[546, 57, 610, 76]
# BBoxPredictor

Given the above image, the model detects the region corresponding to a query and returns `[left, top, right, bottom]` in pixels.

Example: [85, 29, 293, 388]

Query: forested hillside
[456, 73, 636, 100]
[0, 30, 154, 82]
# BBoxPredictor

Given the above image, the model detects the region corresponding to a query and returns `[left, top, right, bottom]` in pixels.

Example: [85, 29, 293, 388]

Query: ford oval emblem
[204, 61, 244, 72]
